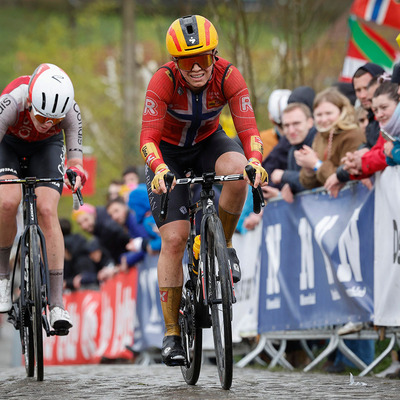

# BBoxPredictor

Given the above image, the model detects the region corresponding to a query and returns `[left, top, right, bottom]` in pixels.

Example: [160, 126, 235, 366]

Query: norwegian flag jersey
[140, 57, 262, 172]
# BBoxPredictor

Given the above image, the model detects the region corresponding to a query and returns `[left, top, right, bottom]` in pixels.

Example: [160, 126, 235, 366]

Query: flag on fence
[350, 0, 400, 29]
[340, 17, 398, 82]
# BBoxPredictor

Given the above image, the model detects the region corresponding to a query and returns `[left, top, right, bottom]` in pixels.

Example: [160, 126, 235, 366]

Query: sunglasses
[175, 53, 214, 71]
[31, 104, 65, 125]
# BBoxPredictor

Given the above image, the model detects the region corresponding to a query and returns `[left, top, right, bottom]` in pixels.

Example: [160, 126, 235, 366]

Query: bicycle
[160, 166, 264, 390]
[5, 158, 83, 381]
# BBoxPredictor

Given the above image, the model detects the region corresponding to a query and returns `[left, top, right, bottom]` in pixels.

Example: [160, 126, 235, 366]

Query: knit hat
[268, 89, 292, 125]
[287, 86, 315, 113]
[352, 63, 385, 88]
[72, 203, 96, 221]
[391, 62, 400, 84]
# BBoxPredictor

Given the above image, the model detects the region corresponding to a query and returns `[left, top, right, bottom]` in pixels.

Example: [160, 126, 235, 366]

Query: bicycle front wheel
[206, 215, 233, 390]
[180, 283, 203, 385]
[29, 226, 44, 381]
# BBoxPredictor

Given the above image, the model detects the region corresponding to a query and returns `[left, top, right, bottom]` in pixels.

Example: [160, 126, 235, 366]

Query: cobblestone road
[1, 363, 400, 400]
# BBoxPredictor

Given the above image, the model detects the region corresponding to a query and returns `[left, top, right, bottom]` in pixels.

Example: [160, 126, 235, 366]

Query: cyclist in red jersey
[140, 15, 268, 366]
[0, 63, 86, 331]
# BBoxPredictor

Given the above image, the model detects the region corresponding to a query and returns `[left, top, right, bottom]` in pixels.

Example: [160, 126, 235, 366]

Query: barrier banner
[258, 182, 375, 333]
[374, 167, 400, 326]
[96, 267, 137, 360]
[44, 267, 138, 365]
[44, 290, 102, 365]
[131, 254, 164, 353]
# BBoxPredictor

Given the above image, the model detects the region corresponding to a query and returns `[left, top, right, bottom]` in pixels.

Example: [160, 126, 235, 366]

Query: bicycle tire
[20, 298, 34, 377]
[180, 283, 203, 385]
[206, 215, 233, 390]
[19, 241, 34, 378]
[29, 226, 44, 381]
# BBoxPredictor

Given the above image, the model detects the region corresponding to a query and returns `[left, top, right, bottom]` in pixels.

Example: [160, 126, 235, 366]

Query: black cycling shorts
[146, 127, 244, 227]
[0, 133, 65, 194]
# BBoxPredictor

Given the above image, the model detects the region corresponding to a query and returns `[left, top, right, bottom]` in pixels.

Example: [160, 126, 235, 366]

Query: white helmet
[28, 63, 74, 119]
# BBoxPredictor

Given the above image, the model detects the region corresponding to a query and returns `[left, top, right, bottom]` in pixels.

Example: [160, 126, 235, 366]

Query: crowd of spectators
[62, 165, 161, 291]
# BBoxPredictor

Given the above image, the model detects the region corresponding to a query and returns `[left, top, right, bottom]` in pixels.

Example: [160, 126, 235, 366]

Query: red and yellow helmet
[166, 15, 218, 57]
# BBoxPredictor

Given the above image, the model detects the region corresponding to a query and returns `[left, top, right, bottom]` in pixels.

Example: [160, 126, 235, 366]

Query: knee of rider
[163, 232, 187, 254]
[0, 197, 20, 215]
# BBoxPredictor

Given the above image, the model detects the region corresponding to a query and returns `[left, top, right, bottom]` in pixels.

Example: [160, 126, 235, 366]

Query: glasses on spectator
[174, 53, 215, 71]
[31, 104, 65, 125]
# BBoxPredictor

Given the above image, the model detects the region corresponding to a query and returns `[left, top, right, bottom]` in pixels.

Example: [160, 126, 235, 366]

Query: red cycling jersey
[140, 57, 263, 172]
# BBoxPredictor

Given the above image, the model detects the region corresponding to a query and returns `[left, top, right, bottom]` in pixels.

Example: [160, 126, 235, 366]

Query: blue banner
[132, 254, 164, 352]
[258, 182, 375, 332]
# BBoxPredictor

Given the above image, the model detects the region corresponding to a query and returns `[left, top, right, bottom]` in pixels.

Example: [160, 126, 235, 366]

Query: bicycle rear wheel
[179, 284, 203, 385]
[206, 215, 233, 390]
[29, 226, 44, 381]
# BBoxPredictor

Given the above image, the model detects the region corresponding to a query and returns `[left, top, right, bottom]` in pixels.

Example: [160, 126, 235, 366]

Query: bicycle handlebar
[0, 174, 84, 210]
[159, 169, 265, 221]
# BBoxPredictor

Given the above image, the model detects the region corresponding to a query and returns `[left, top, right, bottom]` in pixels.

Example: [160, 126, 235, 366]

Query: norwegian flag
[350, 0, 400, 29]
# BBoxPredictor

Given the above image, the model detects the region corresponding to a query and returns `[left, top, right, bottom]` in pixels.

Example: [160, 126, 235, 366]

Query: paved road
[1, 321, 399, 399]
[1, 363, 400, 399]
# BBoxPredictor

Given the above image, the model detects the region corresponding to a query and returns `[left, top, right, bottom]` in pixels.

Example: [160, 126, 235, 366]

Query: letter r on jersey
[240, 95, 253, 112]
[144, 97, 158, 116]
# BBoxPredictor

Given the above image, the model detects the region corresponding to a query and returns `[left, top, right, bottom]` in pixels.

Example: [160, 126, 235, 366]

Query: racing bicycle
[6, 159, 83, 381]
[160, 166, 264, 390]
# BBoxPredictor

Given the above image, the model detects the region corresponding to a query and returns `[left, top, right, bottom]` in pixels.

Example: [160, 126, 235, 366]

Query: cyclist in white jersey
[0, 63, 86, 331]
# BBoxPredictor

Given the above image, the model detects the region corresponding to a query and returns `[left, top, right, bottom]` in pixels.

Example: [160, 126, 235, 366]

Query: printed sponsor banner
[43, 267, 137, 365]
[258, 182, 375, 333]
[44, 290, 102, 365]
[374, 167, 400, 326]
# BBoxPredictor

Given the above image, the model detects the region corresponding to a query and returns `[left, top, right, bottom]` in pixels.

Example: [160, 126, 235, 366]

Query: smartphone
[381, 128, 396, 142]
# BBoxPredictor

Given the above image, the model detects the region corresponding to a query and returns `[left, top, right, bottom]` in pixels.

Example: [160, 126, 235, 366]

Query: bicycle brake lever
[66, 169, 84, 209]
[245, 165, 265, 214]
[159, 171, 175, 222]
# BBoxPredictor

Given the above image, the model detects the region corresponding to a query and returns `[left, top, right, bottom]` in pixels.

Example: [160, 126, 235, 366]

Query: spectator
[60, 218, 97, 291]
[86, 238, 118, 283]
[72, 203, 131, 266]
[106, 196, 148, 269]
[122, 165, 140, 186]
[294, 88, 365, 190]
[333, 81, 399, 192]
[106, 179, 124, 202]
[128, 183, 161, 254]
[270, 102, 317, 203]
[352, 63, 385, 149]
[383, 63, 400, 166]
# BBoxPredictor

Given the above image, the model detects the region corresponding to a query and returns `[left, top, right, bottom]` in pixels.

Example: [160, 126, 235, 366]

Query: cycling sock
[0, 246, 12, 279]
[218, 205, 241, 248]
[49, 269, 64, 308]
[159, 286, 182, 336]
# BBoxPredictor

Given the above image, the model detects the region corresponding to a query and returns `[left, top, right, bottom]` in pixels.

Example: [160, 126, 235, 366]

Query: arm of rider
[151, 163, 176, 195]
[243, 158, 268, 188]
[65, 158, 86, 192]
